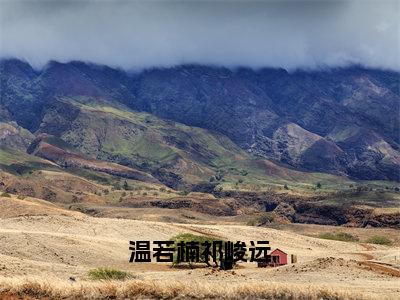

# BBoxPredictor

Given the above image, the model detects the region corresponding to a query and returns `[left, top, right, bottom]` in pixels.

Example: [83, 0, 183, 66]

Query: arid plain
[0, 195, 399, 299]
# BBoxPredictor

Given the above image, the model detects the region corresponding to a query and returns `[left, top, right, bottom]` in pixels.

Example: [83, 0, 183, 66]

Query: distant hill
[1, 58, 399, 182]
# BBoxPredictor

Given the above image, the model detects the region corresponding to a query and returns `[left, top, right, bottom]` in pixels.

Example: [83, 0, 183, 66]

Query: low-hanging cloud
[0, 0, 399, 71]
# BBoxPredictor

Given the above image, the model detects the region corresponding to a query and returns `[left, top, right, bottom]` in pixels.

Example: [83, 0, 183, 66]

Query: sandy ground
[0, 196, 399, 299]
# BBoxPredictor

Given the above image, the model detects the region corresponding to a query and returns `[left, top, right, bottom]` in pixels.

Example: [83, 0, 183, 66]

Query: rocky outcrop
[225, 190, 400, 228]
[0, 122, 34, 150]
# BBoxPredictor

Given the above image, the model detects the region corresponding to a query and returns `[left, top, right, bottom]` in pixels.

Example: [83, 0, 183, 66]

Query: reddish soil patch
[360, 261, 400, 277]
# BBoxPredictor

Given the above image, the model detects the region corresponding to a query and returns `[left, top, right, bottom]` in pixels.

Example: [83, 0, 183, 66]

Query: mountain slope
[134, 65, 399, 180]
[32, 97, 352, 188]
[0, 59, 399, 181]
[0, 98, 356, 192]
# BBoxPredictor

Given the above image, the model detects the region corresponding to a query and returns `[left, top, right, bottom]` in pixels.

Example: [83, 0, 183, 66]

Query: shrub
[240, 170, 248, 176]
[179, 190, 189, 196]
[142, 192, 148, 196]
[214, 186, 223, 193]
[17, 195, 26, 200]
[316, 182, 322, 189]
[42, 188, 57, 201]
[258, 212, 275, 224]
[123, 181, 130, 190]
[112, 183, 121, 190]
[283, 184, 289, 190]
[214, 171, 224, 181]
[159, 187, 166, 192]
[247, 212, 275, 226]
[318, 232, 358, 242]
[247, 219, 257, 226]
[1, 192, 11, 198]
[87, 268, 130, 281]
[366, 235, 392, 245]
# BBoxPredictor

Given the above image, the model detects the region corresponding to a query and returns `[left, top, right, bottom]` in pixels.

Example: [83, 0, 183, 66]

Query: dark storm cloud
[0, 0, 399, 71]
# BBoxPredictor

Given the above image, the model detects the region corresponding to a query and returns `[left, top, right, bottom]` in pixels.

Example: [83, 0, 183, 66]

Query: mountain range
[1, 58, 399, 186]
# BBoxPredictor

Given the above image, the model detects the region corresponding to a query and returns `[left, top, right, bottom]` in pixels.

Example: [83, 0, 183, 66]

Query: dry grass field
[0, 195, 399, 299]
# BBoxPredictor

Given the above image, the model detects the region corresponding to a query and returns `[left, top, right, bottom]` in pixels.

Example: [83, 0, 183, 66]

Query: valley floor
[0, 196, 399, 299]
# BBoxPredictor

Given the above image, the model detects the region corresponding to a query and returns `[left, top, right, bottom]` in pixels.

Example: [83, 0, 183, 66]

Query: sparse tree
[123, 180, 129, 190]
[179, 190, 189, 196]
[214, 186, 223, 193]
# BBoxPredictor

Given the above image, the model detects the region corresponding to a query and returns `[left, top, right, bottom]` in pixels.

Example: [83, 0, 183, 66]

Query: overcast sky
[0, 0, 399, 71]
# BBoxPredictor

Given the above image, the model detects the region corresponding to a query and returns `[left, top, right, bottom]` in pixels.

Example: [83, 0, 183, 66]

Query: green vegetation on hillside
[87, 268, 131, 281]
[366, 235, 393, 245]
[247, 212, 275, 226]
[55, 98, 371, 191]
[318, 232, 359, 242]
[2, 97, 397, 197]
[0, 148, 60, 176]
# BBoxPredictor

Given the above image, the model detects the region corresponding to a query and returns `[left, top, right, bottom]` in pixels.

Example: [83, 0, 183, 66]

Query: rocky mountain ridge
[1, 58, 399, 181]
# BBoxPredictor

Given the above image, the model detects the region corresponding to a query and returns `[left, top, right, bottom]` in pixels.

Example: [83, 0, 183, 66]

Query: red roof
[271, 248, 287, 255]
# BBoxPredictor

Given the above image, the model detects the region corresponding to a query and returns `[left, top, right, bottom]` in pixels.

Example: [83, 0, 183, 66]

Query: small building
[270, 248, 288, 266]
[257, 248, 288, 268]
